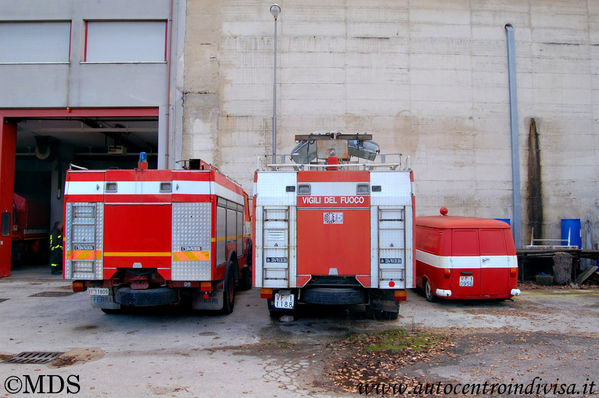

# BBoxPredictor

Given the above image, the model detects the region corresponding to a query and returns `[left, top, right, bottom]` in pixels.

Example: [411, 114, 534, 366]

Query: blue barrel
[561, 219, 581, 248]
[495, 218, 511, 226]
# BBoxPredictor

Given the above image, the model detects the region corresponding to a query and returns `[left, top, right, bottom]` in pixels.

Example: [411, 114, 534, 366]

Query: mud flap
[367, 289, 399, 313]
[191, 285, 224, 310]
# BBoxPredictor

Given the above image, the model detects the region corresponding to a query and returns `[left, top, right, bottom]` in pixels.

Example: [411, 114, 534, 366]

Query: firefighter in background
[49, 221, 63, 275]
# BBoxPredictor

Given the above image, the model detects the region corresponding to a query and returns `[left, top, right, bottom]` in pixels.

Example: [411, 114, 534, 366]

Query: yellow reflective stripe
[211, 234, 250, 242]
[73, 250, 91, 260]
[67, 250, 101, 260]
[172, 251, 210, 261]
[104, 252, 171, 257]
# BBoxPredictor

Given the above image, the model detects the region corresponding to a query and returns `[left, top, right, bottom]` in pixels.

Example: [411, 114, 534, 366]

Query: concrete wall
[183, 0, 599, 248]
[0, 0, 177, 168]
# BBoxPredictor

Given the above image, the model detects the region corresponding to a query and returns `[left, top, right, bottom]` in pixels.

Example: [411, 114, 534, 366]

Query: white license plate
[459, 276, 474, 287]
[88, 287, 110, 296]
[274, 293, 295, 309]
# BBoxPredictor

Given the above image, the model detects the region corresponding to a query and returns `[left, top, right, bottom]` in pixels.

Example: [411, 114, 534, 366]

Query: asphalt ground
[0, 265, 598, 397]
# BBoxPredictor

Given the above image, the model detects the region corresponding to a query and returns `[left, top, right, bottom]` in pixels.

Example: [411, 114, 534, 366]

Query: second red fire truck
[253, 133, 415, 319]
[12, 193, 49, 265]
[64, 155, 252, 314]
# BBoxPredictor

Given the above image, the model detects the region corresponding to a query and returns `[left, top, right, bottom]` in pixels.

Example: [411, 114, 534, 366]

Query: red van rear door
[450, 229, 481, 296]
[479, 229, 510, 296]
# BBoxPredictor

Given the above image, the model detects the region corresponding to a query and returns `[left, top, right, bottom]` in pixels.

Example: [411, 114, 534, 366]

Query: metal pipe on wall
[270, 4, 281, 164]
[505, 24, 522, 249]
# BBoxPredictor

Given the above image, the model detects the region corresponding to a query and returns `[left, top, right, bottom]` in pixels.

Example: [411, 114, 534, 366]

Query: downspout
[164, 0, 175, 169]
[505, 24, 522, 249]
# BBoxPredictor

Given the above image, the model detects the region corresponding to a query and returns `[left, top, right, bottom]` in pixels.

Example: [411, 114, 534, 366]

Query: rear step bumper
[115, 287, 178, 307]
[300, 287, 367, 305]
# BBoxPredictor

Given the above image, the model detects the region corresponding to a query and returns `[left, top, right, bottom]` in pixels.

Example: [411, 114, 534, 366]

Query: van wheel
[424, 279, 436, 302]
[221, 265, 235, 314]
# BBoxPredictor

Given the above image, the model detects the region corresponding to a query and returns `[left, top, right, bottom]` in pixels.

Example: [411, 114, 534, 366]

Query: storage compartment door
[103, 204, 172, 269]
[297, 208, 370, 276]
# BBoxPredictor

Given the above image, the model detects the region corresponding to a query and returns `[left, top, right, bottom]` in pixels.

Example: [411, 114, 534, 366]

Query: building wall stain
[527, 118, 543, 242]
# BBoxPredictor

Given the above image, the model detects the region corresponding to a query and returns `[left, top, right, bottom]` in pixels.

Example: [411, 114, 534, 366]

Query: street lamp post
[270, 3, 281, 164]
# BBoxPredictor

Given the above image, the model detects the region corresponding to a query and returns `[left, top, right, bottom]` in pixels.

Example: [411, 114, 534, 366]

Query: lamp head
[270, 4, 281, 20]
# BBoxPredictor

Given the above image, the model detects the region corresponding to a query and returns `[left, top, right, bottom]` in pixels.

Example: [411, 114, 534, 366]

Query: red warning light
[440, 207, 448, 216]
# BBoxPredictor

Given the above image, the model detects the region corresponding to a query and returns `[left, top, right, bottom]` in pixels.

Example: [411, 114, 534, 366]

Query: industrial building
[0, 0, 185, 275]
[182, 0, 598, 252]
[1, 0, 598, 275]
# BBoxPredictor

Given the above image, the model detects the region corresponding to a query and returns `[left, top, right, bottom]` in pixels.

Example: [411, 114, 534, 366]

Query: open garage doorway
[0, 108, 159, 277]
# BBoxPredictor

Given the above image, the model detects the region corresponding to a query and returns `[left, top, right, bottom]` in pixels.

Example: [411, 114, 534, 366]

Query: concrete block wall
[183, 0, 599, 247]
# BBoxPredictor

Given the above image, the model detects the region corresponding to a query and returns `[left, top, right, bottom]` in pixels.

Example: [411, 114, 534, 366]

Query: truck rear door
[102, 170, 172, 273]
[296, 171, 370, 277]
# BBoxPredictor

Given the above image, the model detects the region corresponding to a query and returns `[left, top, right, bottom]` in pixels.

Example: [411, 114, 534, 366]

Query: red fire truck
[415, 208, 520, 301]
[253, 133, 415, 319]
[64, 155, 252, 314]
[12, 193, 49, 265]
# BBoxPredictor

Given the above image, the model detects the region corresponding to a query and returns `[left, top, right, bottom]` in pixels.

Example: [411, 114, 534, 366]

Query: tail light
[200, 282, 212, 292]
[443, 268, 451, 278]
[394, 290, 407, 302]
[261, 288, 273, 299]
[510, 267, 518, 277]
[72, 281, 86, 292]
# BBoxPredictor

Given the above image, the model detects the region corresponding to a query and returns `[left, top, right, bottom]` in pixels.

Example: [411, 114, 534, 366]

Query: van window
[452, 229, 478, 256]
[479, 229, 507, 254]
[416, 226, 443, 253]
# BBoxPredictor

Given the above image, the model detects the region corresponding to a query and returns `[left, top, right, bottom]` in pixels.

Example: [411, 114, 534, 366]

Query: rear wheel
[221, 265, 235, 314]
[239, 266, 252, 291]
[424, 279, 436, 302]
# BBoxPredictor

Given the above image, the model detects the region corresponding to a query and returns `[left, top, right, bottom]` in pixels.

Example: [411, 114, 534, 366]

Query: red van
[416, 213, 520, 301]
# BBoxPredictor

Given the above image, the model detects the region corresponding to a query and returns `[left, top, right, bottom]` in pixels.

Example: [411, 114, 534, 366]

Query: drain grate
[4, 352, 64, 364]
[29, 291, 74, 298]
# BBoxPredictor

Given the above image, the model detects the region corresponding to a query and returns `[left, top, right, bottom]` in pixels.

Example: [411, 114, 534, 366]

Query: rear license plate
[274, 293, 294, 309]
[323, 212, 343, 224]
[459, 276, 474, 287]
[88, 287, 109, 296]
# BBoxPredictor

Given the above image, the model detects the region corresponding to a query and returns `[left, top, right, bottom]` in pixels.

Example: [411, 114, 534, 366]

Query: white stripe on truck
[65, 180, 244, 204]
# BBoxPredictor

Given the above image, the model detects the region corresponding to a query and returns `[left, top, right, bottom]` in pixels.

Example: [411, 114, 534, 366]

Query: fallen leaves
[325, 328, 453, 395]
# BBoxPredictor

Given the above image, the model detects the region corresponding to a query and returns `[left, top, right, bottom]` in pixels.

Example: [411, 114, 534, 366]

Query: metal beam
[31, 128, 157, 134]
